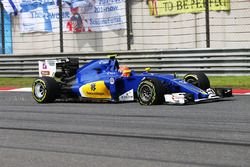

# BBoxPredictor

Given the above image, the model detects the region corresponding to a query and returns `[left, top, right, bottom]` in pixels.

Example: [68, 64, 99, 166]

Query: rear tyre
[137, 78, 164, 105]
[184, 72, 210, 91]
[32, 77, 59, 103]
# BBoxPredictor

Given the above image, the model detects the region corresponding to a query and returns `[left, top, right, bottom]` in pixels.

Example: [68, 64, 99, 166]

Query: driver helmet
[119, 65, 131, 77]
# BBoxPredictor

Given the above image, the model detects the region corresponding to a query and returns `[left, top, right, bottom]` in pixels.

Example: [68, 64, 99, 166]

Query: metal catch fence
[0, 48, 249, 77]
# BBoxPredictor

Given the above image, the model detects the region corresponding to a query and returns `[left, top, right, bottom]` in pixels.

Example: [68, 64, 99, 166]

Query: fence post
[126, 0, 132, 50]
[0, 3, 5, 54]
[58, 0, 64, 53]
[205, 0, 210, 48]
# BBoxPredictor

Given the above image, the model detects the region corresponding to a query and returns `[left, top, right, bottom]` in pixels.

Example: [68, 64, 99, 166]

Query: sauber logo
[42, 62, 47, 69]
[90, 83, 96, 91]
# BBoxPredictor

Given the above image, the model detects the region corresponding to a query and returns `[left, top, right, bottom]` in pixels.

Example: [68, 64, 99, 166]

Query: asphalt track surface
[0, 92, 249, 167]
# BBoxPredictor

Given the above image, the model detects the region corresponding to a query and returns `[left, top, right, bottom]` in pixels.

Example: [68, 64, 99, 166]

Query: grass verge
[0, 78, 35, 88]
[208, 76, 250, 89]
[0, 76, 250, 89]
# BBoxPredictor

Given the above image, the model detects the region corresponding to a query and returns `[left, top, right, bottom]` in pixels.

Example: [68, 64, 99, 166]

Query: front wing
[164, 88, 232, 104]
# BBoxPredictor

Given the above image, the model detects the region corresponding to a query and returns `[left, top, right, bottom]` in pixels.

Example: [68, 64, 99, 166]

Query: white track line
[8, 88, 32, 92]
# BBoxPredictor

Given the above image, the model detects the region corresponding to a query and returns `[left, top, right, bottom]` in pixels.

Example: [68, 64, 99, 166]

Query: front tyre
[184, 72, 210, 91]
[137, 78, 164, 105]
[32, 77, 59, 103]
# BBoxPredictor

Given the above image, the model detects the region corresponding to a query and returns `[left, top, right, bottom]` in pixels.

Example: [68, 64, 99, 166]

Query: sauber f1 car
[32, 56, 232, 105]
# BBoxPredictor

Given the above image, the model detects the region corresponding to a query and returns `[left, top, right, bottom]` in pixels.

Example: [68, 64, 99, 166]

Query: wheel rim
[140, 84, 153, 102]
[34, 82, 45, 99]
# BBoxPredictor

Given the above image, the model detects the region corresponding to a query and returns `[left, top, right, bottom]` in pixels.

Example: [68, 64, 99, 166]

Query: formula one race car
[32, 55, 232, 105]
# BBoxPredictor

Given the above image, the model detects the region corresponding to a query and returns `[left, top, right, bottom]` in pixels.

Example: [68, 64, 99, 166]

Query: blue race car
[32, 56, 232, 105]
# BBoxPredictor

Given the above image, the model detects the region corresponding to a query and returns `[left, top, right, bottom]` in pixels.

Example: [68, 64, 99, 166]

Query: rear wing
[38, 60, 58, 77]
[38, 58, 79, 77]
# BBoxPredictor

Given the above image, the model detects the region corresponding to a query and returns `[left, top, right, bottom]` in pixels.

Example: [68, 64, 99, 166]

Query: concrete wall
[12, 15, 128, 54]
[209, 0, 250, 48]
[11, 0, 250, 54]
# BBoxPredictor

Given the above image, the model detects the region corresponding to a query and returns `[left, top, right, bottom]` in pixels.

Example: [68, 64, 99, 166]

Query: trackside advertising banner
[2, 0, 126, 33]
[148, 0, 230, 16]
[65, 0, 126, 32]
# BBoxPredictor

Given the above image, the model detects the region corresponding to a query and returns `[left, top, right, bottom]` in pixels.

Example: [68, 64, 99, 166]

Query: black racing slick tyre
[184, 72, 210, 91]
[32, 77, 59, 103]
[137, 78, 164, 105]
